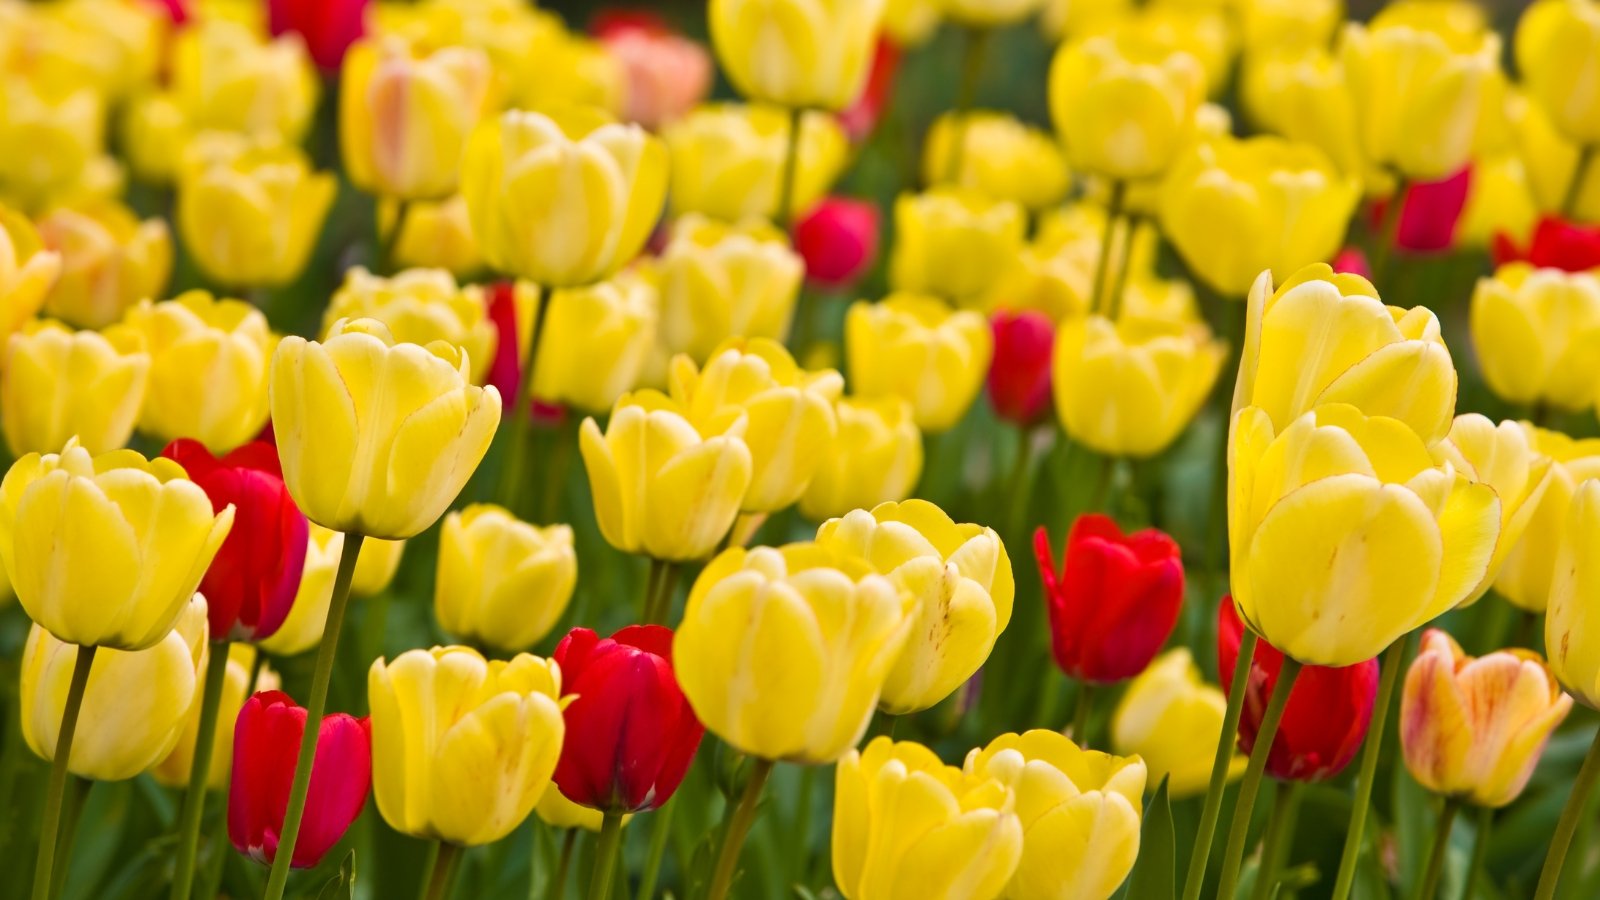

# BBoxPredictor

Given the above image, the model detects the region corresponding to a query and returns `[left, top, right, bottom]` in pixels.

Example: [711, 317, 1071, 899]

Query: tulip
[832, 737, 1023, 900]
[888, 189, 1027, 307]
[0, 205, 60, 336]
[987, 311, 1053, 426]
[1494, 216, 1600, 272]
[1388, 167, 1473, 254]
[1470, 263, 1600, 412]
[1112, 649, 1243, 799]
[596, 16, 713, 129]
[653, 216, 803, 365]
[1515, 0, 1600, 147]
[799, 397, 923, 522]
[268, 0, 367, 71]
[675, 543, 914, 763]
[271, 317, 501, 540]
[793, 197, 880, 290]
[153, 644, 279, 791]
[323, 267, 499, 385]
[707, 0, 886, 111]
[884, 0, 943, 46]
[1048, 33, 1206, 182]
[369, 647, 566, 846]
[939, 0, 1043, 26]
[229, 691, 372, 868]
[1507, 91, 1600, 222]
[436, 505, 576, 654]
[380, 196, 484, 276]
[462, 108, 666, 288]
[0, 84, 105, 213]
[1238, 0, 1343, 52]
[1552, 478, 1600, 708]
[171, 20, 320, 145]
[119, 92, 188, 185]
[1035, 515, 1184, 684]
[845, 293, 992, 433]
[1, 319, 149, 457]
[984, 203, 1159, 321]
[352, 537, 406, 598]
[963, 730, 1146, 900]
[663, 104, 849, 223]
[1239, 49, 1367, 188]
[532, 272, 658, 414]
[923, 111, 1070, 211]
[1492, 426, 1600, 613]
[258, 525, 343, 657]
[1431, 414, 1554, 603]
[339, 38, 492, 201]
[36, 202, 171, 330]
[1459, 158, 1539, 251]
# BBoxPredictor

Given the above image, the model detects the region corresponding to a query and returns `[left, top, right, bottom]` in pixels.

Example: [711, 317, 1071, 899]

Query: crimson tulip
[1034, 515, 1184, 684]
[229, 691, 370, 869]
[988, 311, 1054, 425]
[792, 197, 880, 290]
[268, 0, 367, 72]
[551, 625, 703, 813]
[161, 439, 308, 642]
[1371, 167, 1472, 254]
[1493, 216, 1600, 272]
[485, 281, 523, 409]
[838, 37, 902, 143]
[1218, 602, 1379, 782]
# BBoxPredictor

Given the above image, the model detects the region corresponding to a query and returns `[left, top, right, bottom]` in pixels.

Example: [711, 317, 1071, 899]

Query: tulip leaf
[1124, 777, 1175, 900]
[314, 850, 357, 900]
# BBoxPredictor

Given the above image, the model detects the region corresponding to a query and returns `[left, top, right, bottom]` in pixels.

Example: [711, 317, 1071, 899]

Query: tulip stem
[500, 290, 553, 516]
[379, 199, 412, 276]
[1331, 637, 1408, 900]
[1216, 658, 1300, 900]
[587, 812, 625, 900]
[1181, 629, 1258, 900]
[1070, 682, 1094, 747]
[546, 828, 578, 900]
[1087, 454, 1116, 513]
[642, 558, 681, 626]
[944, 26, 992, 184]
[707, 757, 775, 900]
[422, 842, 464, 900]
[262, 532, 366, 900]
[777, 106, 804, 227]
[1412, 798, 1460, 900]
[1564, 145, 1595, 217]
[31, 643, 96, 900]
[637, 799, 677, 900]
[1104, 214, 1139, 323]
[1461, 805, 1493, 900]
[1090, 181, 1127, 317]
[1370, 175, 1408, 294]
[1251, 780, 1300, 900]
[171, 638, 233, 900]
[1534, 726, 1600, 900]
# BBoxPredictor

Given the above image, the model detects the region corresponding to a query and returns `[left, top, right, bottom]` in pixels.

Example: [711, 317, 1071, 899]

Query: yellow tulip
[2, 319, 149, 456]
[352, 537, 407, 598]
[1401, 629, 1572, 807]
[1053, 315, 1224, 458]
[674, 543, 913, 763]
[670, 338, 843, 513]
[663, 104, 848, 222]
[0, 440, 233, 651]
[324, 267, 500, 385]
[1237, 0, 1344, 52]
[271, 317, 502, 540]
[986, 204, 1162, 321]
[1079, 6, 1237, 99]
[1048, 32, 1206, 181]
[652, 215, 804, 365]
[533, 272, 658, 414]
[9, 0, 162, 101]
[1160, 136, 1361, 297]
[380, 195, 484, 276]
[1495, 426, 1600, 613]
[170, 20, 319, 144]
[1112, 649, 1244, 800]
[1508, 91, 1600, 221]
[963, 730, 1147, 900]
[435, 505, 576, 654]
[1457, 155, 1540, 249]
[1431, 414, 1554, 604]
[258, 525, 343, 657]
[923, 112, 1070, 211]
[0, 204, 60, 336]
[369, 646, 566, 846]
[799, 397, 923, 522]
[36, 202, 171, 331]
[888, 190, 1026, 308]
[0, 83, 105, 213]
[707, 0, 886, 111]
[513, 32, 627, 117]
[1515, 0, 1600, 147]
[845, 293, 992, 434]
[579, 390, 752, 561]
[1239, 49, 1369, 188]
[152, 644, 279, 791]
[1470, 264, 1600, 413]
[462, 108, 666, 288]
[119, 92, 188, 185]
[938, 0, 1042, 26]
[1549, 478, 1600, 706]
[815, 500, 1013, 714]
[832, 737, 1023, 900]
[21, 595, 208, 781]
[1039, 0, 1128, 41]
[884, 0, 942, 47]
[340, 37, 493, 201]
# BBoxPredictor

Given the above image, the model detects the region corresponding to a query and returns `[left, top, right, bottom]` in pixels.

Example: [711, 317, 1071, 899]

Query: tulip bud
[1459, 158, 1538, 251]
[888, 189, 1027, 308]
[171, 21, 320, 145]
[533, 272, 659, 414]
[1401, 629, 1572, 807]
[653, 216, 804, 365]
[663, 104, 849, 223]
[230, 690, 371, 868]
[1049, 33, 1206, 182]
[258, 525, 343, 657]
[846, 293, 992, 434]
[2, 319, 149, 457]
[793, 197, 880, 290]
[324, 267, 500, 385]
[1112, 649, 1243, 799]
[37, 201, 171, 330]
[1515, 0, 1600, 146]
[923, 112, 1069, 211]
[436, 505, 575, 654]
[987, 311, 1054, 426]
[1470, 264, 1600, 413]
[369, 647, 565, 846]
[380, 196, 484, 276]
[0, 205, 60, 337]
[707, 0, 886, 111]
[153, 644, 279, 791]
[596, 18, 713, 129]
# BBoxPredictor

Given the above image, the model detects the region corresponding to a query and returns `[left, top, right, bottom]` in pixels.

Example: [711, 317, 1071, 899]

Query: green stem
[1251, 781, 1300, 900]
[1070, 682, 1094, 747]
[777, 106, 804, 227]
[1087, 455, 1115, 513]
[50, 778, 88, 900]
[197, 796, 229, 900]
[422, 842, 464, 900]
[499, 286, 552, 513]
[1534, 726, 1600, 900]
[637, 800, 676, 900]
[546, 829, 578, 900]
[262, 532, 366, 900]
[1412, 798, 1460, 900]
[1182, 629, 1258, 900]
[31, 643, 95, 900]
[1462, 805, 1493, 900]
[1563, 145, 1595, 218]
[1003, 426, 1037, 540]
[1216, 659, 1302, 900]
[707, 758, 775, 900]
[379, 199, 412, 276]
[171, 638, 233, 900]
[1090, 182, 1127, 317]
[1104, 215, 1139, 323]
[943, 26, 992, 184]
[587, 812, 625, 900]
[1331, 638, 1409, 900]
[641, 558, 682, 626]
[1370, 175, 1409, 295]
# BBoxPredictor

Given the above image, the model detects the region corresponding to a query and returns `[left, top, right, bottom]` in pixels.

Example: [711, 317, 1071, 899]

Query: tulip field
[5, 0, 1600, 899]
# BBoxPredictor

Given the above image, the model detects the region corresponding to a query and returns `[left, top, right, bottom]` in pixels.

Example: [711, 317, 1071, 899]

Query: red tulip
[1370, 167, 1472, 254]
[1332, 246, 1373, 280]
[988, 311, 1054, 425]
[1217, 602, 1379, 782]
[268, 0, 368, 72]
[792, 197, 880, 290]
[1493, 216, 1600, 272]
[144, 0, 188, 24]
[839, 37, 902, 143]
[229, 691, 370, 869]
[551, 625, 703, 813]
[161, 439, 308, 642]
[1034, 516, 1184, 684]
[485, 281, 523, 408]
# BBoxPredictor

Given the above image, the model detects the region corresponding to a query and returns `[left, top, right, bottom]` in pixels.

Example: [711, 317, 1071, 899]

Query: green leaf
[314, 850, 356, 900]
[1125, 777, 1176, 900]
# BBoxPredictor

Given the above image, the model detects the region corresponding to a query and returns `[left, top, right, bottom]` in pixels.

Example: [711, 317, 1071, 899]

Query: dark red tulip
[485, 281, 522, 408]
[1370, 167, 1472, 253]
[1493, 216, 1600, 272]
[229, 692, 371, 869]
[552, 625, 703, 813]
[268, 0, 367, 72]
[1034, 516, 1184, 684]
[161, 439, 308, 642]
[1218, 601, 1379, 782]
[988, 311, 1054, 425]
[792, 197, 880, 290]
[839, 37, 902, 143]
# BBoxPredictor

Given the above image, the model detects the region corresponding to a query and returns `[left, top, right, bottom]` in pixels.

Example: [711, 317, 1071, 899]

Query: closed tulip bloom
[1515, 0, 1600, 146]
[1495, 216, 1600, 273]
[0, 205, 60, 336]
[923, 112, 1069, 211]
[794, 197, 880, 290]
[663, 104, 849, 222]
[1049, 33, 1206, 181]
[708, 0, 886, 111]
[653, 215, 803, 364]
[987, 311, 1054, 426]
[1497, 427, 1600, 612]
[1112, 649, 1242, 799]
[1431, 414, 1554, 603]
[846, 293, 992, 433]
[0, 440, 233, 651]
[324, 267, 499, 385]
[462, 108, 666, 288]
[436, 505, 576, 654]
[597, 17, 714, 130]
[352, 537, 406, 599]
[1470, 263, 1600, 412]
[1402, 629, 1572, 807]
[370, 647, 565, 845]
[799, 397, 923, 522]
[340, 38, 491, 201]
[1035, 515, 1183, 684]
[37, 202, 171, 330]
[258, 525, 343, 657]
[816, 500, 1014, 714]
[1239, 49, 1368, 187]
[888, 190, 1026, 307]
[153, 644, 279, 790]
[963, 731, 1145, 900]
[552, 626, 704, 812]
[381, 195, 484, 276]
[177, 140, 335, 289]
[1549, 479, 1600, 706]
[833, 737, 1023, 900]
[269, 0, 368, 72]
[271, 318, 501, 540]
[229, 690, 372, 868]
[533, 272, 658, 414]
[670, 338, 842, 513]
[171, 21, 320, 144]
[675, 543, 914, 763]
[1, 319, 149, 456]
